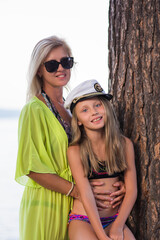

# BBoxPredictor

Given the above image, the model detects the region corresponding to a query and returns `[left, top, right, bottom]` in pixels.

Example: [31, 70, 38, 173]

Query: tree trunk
[108, 0, 160, 239]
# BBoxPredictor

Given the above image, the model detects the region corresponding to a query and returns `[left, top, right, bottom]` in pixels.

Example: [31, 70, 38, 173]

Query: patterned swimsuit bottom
[68, 213, 118, 229]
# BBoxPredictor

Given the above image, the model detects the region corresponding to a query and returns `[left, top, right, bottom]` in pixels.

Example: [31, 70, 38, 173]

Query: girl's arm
[67, 145, 111, 240]
[109, 137, 137, 239]
[28, 172, 79, 198]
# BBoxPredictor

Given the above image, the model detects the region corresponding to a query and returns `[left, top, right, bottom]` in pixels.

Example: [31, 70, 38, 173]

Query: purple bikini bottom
[68, 213, 118, 229]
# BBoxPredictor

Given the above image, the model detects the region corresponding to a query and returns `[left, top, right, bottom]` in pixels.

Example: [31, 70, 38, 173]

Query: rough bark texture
[108, 0, 160, 239]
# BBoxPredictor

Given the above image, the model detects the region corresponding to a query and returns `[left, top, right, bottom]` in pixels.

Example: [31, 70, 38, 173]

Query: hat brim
[70, 92, 113, 112]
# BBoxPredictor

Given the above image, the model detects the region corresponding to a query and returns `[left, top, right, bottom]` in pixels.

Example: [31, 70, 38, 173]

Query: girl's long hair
[70, 97, 127, 176]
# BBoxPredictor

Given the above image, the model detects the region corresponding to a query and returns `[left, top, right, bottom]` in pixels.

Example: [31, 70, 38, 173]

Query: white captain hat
[64, 79, 113, 112]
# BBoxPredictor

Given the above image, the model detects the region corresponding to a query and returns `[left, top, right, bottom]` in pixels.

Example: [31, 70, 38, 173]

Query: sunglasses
[43, 57, 74, 73]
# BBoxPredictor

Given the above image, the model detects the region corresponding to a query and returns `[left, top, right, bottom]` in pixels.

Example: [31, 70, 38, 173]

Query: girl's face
[75, 97, 106, 132]
[38, 46, 71, 89]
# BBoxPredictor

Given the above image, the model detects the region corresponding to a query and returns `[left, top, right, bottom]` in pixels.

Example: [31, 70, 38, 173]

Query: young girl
[65, 79, 137, 240]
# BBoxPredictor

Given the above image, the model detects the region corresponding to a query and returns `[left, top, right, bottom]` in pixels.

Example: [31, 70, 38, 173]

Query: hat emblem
[94, 83, 103, 92]
[73, 98, 78, 104]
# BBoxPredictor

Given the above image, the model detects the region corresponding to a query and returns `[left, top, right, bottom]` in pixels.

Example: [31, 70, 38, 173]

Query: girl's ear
[78, 121, 82, 126]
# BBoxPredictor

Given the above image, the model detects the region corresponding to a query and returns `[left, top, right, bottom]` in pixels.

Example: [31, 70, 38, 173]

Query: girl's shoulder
[67, 145, 82, 166]
[123, 136, 135, 158]
[123, 136, 134, 148]
[68, 144, 80, 154]
[123, 136, 131, 142]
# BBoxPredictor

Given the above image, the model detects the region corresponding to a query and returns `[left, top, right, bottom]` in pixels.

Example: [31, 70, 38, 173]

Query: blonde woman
[65, 79, 137, 240]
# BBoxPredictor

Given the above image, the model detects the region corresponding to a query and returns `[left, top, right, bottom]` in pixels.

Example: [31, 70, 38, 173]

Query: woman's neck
[43, 86, 64, 104]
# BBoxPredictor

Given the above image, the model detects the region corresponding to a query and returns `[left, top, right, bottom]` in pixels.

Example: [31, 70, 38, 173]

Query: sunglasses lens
[44, 60, 59, 73]
[61, 57, 74, 69]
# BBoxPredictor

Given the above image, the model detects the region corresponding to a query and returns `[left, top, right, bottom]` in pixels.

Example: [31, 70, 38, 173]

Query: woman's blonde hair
[26, 35, 72, 101]
[70, 97, 127, 176]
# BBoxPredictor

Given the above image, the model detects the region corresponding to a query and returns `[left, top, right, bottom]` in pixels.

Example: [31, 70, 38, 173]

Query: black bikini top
[88, 160, 123, 180]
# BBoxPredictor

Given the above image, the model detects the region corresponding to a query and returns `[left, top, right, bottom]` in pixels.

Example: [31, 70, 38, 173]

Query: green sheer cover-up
[15, 97, 73, 240]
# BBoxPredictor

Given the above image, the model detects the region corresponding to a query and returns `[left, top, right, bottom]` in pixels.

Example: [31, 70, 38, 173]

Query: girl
[65, 79, 137, 240]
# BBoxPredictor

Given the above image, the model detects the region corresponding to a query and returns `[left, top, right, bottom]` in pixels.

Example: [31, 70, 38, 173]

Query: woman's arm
[28, 171, 79, 198]
[109, 137, 137, 239]
[67, 145, 111, 240]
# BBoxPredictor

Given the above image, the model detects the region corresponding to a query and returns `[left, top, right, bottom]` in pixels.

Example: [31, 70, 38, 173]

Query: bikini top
[88, 160, 123, 180]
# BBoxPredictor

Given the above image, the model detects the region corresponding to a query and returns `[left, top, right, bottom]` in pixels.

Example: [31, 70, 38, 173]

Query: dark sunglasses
[43, 57, 74, 73]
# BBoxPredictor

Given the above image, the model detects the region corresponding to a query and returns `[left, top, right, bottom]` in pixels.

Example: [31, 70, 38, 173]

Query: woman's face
[75, 97, 106, 133]
[38, 46, 71, 89]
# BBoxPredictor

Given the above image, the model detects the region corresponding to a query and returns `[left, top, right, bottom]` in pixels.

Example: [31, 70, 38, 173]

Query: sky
[0, 0, 109, 110]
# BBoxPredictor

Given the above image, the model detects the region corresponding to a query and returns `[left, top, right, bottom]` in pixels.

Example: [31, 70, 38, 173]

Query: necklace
[41, 89, 72, 143]
[49, 96, 64, 105]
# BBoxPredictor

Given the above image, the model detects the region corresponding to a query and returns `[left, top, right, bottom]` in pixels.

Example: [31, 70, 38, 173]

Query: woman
[15, 36, 125, 240]
[65, 79, 137, 239]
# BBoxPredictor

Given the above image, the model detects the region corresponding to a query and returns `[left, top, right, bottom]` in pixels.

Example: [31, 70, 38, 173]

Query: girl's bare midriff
[71, 177, 119, 218]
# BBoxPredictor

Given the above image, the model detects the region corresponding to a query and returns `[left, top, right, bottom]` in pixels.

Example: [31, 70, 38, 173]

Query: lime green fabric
[15, 97, 73, 240]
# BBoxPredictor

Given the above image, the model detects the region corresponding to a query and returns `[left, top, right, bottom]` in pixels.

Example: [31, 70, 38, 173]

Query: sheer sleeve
[15, 101, 59, 187]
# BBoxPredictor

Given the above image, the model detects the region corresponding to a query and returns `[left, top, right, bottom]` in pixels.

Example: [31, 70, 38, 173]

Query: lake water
[0, 118, 24, 240]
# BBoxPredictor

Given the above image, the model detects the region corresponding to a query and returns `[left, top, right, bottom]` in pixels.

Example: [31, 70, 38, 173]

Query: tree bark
[108, 0, 160, 239]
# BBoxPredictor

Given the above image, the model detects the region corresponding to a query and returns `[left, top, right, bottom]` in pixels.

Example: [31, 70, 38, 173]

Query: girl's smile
[91, 116, 103, 123]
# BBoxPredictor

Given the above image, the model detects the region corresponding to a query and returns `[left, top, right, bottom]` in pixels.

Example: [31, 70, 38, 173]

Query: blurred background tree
[108, 0, 160, 239]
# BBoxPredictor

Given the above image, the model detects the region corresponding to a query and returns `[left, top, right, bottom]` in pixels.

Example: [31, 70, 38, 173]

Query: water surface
[0, 119, 24, 240]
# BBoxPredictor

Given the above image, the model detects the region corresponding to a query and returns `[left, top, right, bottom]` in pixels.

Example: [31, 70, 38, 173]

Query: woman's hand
[110, 181, 126, 209]
[90, 181, 113, 210]
[90, 180, 126, 210]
